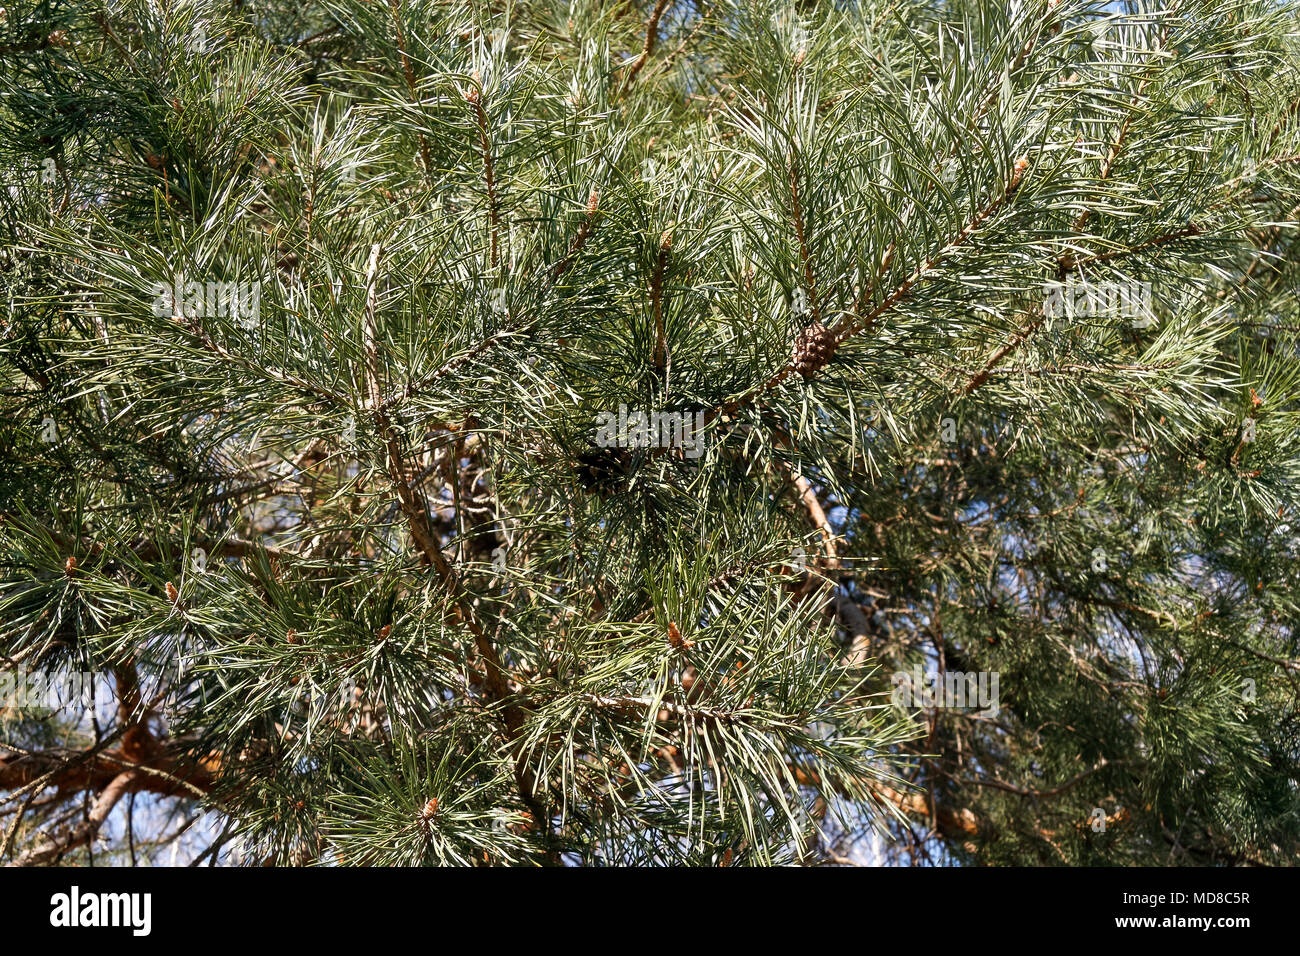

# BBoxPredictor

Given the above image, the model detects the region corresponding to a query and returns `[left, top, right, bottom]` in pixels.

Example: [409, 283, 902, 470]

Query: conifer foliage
[2, 0, 1299, 865]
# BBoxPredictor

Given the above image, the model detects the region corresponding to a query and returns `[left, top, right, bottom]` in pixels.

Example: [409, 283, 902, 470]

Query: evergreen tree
[2, 0, 1299, 866]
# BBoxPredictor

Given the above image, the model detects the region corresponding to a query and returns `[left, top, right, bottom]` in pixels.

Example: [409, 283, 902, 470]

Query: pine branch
[618, 0, 672, 98]
[787, 148, 822, 325]
[650, 228, 672, 384]
[387, 0, 433, 184]
[713, 156, 1030, 418]
[465, 80, 502, 269]
[5, 769, 138, 867]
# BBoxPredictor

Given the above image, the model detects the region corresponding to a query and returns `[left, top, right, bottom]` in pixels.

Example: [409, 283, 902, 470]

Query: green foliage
[1, 0, 1299, 865]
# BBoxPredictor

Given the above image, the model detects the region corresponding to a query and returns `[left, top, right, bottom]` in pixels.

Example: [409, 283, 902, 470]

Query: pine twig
[618, 0, 672, 97]
[387, 0, 434, 184]
[465, 78, 502, 269]
[650, 229, 672, 384]
[788, 149, 821, 325]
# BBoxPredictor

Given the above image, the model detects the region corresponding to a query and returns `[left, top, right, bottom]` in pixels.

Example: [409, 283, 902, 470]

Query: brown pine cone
[792, 319, 836, 379]
[575, 445, 631, 496]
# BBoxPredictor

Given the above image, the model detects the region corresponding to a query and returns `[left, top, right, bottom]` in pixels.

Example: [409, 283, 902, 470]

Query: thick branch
[6, 770, 138, 867]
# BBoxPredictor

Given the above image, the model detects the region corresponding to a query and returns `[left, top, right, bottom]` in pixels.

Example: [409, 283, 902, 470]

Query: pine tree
[2, 0, 1299, 866]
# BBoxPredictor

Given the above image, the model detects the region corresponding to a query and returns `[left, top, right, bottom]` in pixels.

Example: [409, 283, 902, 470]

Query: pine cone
[792, 320, 836, 379]
[575, 445, 631, 496]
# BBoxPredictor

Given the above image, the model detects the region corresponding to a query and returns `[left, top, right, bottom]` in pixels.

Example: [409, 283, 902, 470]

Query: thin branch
[465, 79, 502, 269]
[788, 149, 822, 325]
[618, 0, 672, 97]
[650, 229, 672, 385]
[387, 0, 433, 183]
